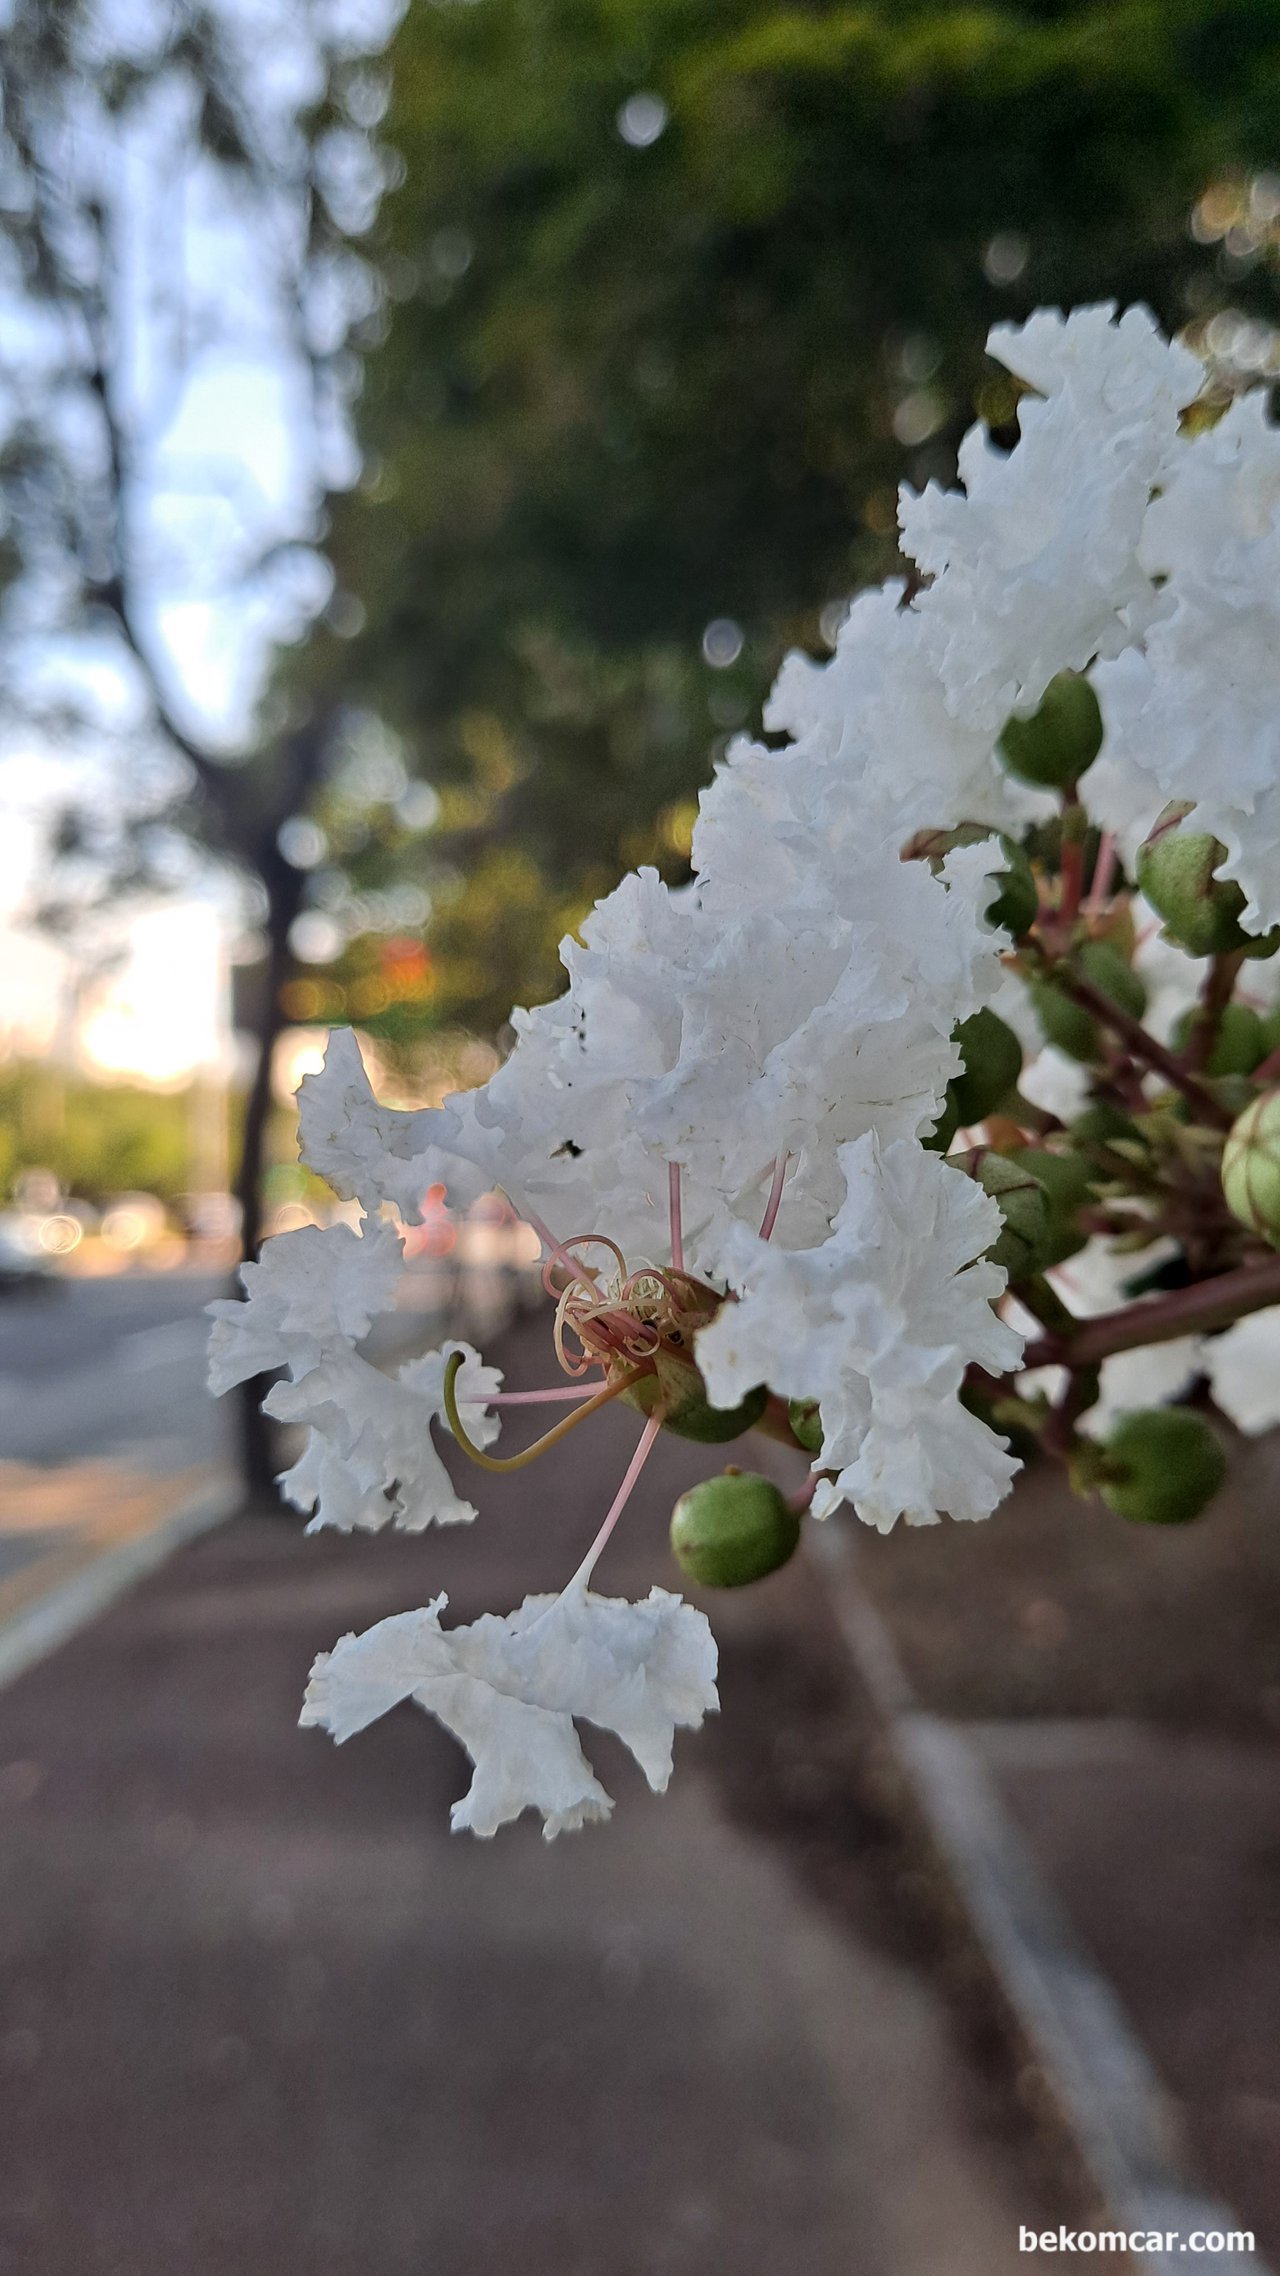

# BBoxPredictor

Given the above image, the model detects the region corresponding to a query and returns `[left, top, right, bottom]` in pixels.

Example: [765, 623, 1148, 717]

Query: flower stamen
[443, 1350, 647, 1472]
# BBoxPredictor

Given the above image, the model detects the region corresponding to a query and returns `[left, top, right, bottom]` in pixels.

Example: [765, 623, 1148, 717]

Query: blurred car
[0, 1215, 59, 1291]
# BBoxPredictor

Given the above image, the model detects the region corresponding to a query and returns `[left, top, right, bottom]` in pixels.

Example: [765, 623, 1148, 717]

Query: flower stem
[1019, 1251, 1280, 1372]
[1051, 969, 1232, 1127]
[569, 1411, 666, 1588]
[443, 1351, 646, 1471]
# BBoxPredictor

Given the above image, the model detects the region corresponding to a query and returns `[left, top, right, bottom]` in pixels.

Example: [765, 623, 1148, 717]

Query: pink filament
[668, 1161, 684, 1273]
[570, 1411, 665, 1589]
[488, 1384, 604, 1406]
[759, 1154, 790, 1242]
[1085, 829, 1118, 915]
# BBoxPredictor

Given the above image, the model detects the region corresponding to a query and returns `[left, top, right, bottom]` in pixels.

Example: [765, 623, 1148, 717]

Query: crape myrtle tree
[312, 0, 1280, 1032]
[0, 0, 402, 1483]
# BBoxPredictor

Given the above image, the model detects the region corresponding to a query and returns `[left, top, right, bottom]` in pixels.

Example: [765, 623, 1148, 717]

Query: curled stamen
[443, 1350, 646, 1472]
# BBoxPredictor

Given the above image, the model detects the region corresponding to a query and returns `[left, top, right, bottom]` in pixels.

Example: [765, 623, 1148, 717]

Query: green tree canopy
[315, 0, 1280, 1030]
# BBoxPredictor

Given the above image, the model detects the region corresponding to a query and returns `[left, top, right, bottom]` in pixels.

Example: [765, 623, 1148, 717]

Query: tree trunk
[233, 840, 307, 1500]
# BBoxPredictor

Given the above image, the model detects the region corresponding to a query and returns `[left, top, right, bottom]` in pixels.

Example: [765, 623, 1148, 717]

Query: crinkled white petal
[268, 1338, 500, 1533]
[206, 1216, 404, 1393]
[300, 1582, 718, 1838]
[1200, 1308, 1280, 1435]
[297, 1027, 489, 1221]
[697, 1135, 1022, 1530]
[1092, 392, 1280, 930]
[901, 305, 1201, 734]
[1078, 1338, 1204, 1441]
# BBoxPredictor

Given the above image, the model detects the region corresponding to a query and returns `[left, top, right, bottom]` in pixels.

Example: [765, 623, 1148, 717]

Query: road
[0, 1273, 234, 1471]
[0, 1305, 1059, 2276]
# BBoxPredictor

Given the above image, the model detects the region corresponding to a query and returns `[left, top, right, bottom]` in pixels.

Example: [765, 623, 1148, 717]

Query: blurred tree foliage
[316, 0, 1280, 1032]
[0, 1066, 197, 1205]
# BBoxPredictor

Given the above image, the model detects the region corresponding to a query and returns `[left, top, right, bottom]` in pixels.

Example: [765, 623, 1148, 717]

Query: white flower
[901, 305, 1201, 733]
[270, 1338, 502, 1533]
[206, 1215, 405, 1393]
[297, 1026, 489, 1222]
[1078, 1340, 1204, 1441]
[1200, 1308, 1280, 1435]
[697, 1136, 1022, 1531]
[300, 1580, 718, 1838]
[1092, 391, 1280, 930]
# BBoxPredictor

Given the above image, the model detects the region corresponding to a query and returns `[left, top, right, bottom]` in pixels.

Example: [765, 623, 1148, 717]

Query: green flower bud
[1008, 1144, 1095, 1267]
[1030, 979, 1100, 1063]
[1098, 1408, 1227, 1526]
[626, 1366, 768, 1443]
[976, 1152, 1051, 1281]
[788, 1398, 824, 1454]
[1137, 825, 1280, 960]
[1079, 939, 1147, 1022]
[950, 1008, 1024, 1126]
[670, 1471, 801, 1587]
[1221, 1089, 1280, 1244]
[999, 673, 1103, 791]
[1171, 1002, 1266, 1080]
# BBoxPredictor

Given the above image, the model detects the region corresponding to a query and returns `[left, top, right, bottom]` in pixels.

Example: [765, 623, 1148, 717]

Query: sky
[0, 0, 398, 1089]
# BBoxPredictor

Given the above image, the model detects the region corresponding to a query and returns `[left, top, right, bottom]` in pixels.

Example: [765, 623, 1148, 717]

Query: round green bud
[951, 1008, 1024, 1126]
[1030, 978, 1100, 1063]
[1221, 1089, 1280, 1243]
[625, 1369, 768, 1443]
[1137, 827, 1280, 960]
[1079, 939, 1147, 1022]
[1008, 1144, 1095, 1268]
[670, 1471, 802, 1587]
[1098, 1408, 1227, 1527]
[788, 1398, 824, 1454]
[999, 673, 1103, 791]
[1171, 1002, 1266, 1080]
[976, 1152, 1050, 1281]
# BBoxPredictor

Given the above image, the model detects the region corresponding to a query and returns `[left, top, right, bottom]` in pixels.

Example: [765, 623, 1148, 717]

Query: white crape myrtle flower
[215, 297, 1280, 1839]
[1199, 1309, 1280, 1436]
[300, 1579, 718, 1840]
[697, 1136, 1023, 1532]
[1092, 390, 1280, 930]
[900, 304, 1204, 736]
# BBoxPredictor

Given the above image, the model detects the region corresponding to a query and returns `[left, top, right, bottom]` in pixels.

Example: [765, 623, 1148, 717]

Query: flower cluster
[213, 304, 1280, 1837]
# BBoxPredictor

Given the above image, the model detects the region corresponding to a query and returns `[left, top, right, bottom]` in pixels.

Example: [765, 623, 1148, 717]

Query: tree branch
[1020, 1251, 1280, 1371]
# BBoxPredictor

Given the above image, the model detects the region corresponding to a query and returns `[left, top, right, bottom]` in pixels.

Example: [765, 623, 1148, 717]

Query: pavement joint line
[0, 1467, 240, 1696]
[806, 1518, 1273, 2276]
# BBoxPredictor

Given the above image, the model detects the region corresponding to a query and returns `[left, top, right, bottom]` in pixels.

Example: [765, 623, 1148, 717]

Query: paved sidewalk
[0, 1311, 1060, 2276]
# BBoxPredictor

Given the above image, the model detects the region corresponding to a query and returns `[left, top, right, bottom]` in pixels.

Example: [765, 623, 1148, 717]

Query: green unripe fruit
[999, 672, 1104, 791]
[1137, 827, 1280, 960]
[1008, 1144, 1095, 1267]
[625, 1368, 768, 1443]
[1171, 1002, 1266, 1080]
[976, 1152, 1050, 1281]
[1031, 979, 1100, 1063]
[1079, 939, 1147, 1022]
[788, 1398, 824, 1454]
[1221, 1089, 1280, 1243]
[951, 1008, 1024, 1126]
[1098, 1408, 1227, 1526]
[670, 1471, 801, 1587]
